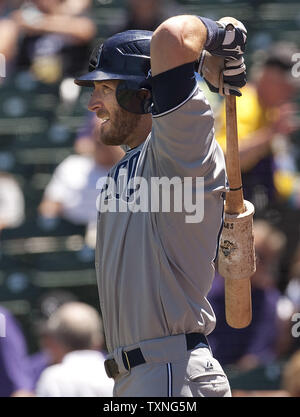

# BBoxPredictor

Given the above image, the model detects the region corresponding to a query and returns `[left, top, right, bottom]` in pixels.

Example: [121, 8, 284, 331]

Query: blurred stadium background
[1, 0, 300, 396]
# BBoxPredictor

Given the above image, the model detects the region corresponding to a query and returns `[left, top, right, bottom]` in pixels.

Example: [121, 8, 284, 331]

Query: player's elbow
[151, 15, 206, 74]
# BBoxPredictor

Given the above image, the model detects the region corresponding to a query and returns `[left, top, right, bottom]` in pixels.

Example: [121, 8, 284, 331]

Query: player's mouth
[97, 112, 110, 125]
[100, 116, 110, 125]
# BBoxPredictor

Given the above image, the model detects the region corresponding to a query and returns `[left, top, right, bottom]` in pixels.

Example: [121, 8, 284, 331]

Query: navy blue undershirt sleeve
[150, 62, 197, 116]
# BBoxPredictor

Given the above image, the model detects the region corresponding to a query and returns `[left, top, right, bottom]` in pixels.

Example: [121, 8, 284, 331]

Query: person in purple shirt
[208, 274, 281, 369]
[0, 307, 34, 397]
[208, 220, 289, 371]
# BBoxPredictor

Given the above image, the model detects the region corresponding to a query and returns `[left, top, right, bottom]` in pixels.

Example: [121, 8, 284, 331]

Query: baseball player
[75, 14, 247, 397]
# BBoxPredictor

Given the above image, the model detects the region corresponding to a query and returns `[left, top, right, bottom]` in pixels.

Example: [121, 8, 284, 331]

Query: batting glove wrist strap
[198, 17, 226, 52]
[198, 16, 247, 60]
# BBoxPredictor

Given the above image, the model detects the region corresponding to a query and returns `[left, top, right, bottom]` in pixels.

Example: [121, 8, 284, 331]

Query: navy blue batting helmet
[75, 30, 153, 114]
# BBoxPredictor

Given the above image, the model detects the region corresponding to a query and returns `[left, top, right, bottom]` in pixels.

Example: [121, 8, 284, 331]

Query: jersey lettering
[102, 151, 141, 201]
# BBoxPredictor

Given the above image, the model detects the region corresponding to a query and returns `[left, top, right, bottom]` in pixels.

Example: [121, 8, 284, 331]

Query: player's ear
[138, 88, 152, 101]
[137, 88, 152, 113]
[116, 81, 153, 114]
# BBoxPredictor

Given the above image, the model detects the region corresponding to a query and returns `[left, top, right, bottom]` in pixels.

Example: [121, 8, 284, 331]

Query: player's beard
[98, 106, 142, 146]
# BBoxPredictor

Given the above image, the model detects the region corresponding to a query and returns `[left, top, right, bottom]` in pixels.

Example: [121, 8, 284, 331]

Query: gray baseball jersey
[96, 85, 227, 354]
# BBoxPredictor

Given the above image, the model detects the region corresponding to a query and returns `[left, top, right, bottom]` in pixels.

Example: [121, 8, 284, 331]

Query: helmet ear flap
[116, 80, 152, 114]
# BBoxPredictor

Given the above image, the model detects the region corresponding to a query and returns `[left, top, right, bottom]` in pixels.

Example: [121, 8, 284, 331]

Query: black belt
[104, 333, 209, 379]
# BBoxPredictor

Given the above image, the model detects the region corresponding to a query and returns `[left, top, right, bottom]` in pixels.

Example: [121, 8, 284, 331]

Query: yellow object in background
[31, 55, 63, 84]
[274, 171, 294, 199]
[215, 85, 269, 157]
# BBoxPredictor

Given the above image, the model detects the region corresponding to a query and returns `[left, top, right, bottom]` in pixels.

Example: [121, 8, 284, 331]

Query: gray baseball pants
[105, 333, 231, 397]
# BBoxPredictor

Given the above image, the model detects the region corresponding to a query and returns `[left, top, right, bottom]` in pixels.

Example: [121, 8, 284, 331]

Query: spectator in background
[283, 244, 300, 355]
[208, 220, 293, 371]
[38, 115, 124, 246]
[0, 306, 34, 397]
[11, 0, 96, 83]
[35, 302, 113, 397]
[118, 0, 166, 32]
[0, 1, 19, 68]
[73, 111, 96, 156]
[285, 244, 300, 313]
[281, 350, 300, 397]
[0, 172, 25, 233]
[215, 42, 300, 212]
[27, 290, 78, 389]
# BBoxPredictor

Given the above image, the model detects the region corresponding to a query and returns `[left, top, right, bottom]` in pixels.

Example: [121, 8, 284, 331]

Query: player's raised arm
[148, 15, 247, 122]
[150, 15, 207, 76]
[150, 15, 247, 96]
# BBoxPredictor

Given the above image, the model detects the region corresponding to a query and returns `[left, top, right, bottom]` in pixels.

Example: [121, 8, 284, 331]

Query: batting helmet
[75, 30, 153, 114]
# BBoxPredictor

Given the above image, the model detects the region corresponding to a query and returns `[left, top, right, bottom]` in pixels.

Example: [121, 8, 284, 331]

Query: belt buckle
[123, 350, 131, 372]
[104, 358, 119, 379]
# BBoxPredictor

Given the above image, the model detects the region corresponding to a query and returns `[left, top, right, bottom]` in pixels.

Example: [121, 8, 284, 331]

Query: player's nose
[88, 90, 104, 113]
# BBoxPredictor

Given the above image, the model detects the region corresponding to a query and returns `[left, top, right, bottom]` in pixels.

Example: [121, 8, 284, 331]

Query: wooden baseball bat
[218, 95, 254, 328]
[224, 96, 244, 214]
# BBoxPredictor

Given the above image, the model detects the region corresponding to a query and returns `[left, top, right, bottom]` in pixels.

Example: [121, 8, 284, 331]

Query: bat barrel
[224, 277, 252, 328]
[218, 200, 255, 328]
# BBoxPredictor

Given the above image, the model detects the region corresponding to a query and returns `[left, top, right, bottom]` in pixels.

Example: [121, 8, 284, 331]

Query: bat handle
[225, 95, 245, 215]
